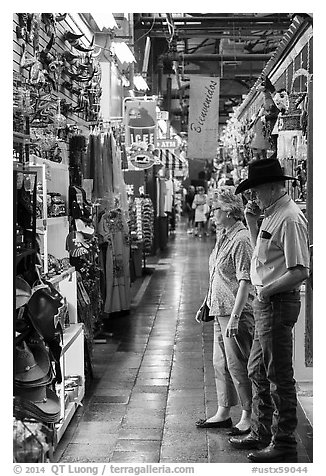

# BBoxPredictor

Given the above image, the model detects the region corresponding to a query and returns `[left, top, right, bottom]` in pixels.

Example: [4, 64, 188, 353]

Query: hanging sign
[129, 151, 156, 170]
[187, 76, 220, 160]
[156, 139, 178, 149]
[124, 99, 157, 147]
[157, 110, 169, 120]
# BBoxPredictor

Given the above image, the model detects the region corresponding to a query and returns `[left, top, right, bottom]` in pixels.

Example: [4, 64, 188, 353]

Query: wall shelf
[49, 266, 75, 285]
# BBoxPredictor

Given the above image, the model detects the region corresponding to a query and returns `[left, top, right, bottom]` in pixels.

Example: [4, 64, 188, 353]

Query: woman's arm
[232, 279, 251, 316]
[225, 279, 251, 338]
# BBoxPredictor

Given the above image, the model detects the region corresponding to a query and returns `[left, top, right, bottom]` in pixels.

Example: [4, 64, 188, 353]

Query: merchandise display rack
[29, 154, 85, 445]
[14, 136, 84, 451]
[55, 323, 85, 444]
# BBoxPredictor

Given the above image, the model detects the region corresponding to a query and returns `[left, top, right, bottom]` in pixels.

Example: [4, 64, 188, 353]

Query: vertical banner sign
[187, 76, 220, 159]
[124, 99, 157, 147]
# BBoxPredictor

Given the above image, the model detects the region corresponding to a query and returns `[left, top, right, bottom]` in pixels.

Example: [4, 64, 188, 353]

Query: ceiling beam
[149, 32, 283, 40]
[138, 15, 291, 24]
[182, 53, 273, 61]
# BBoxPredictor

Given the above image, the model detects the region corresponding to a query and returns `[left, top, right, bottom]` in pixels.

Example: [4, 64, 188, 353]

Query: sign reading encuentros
[187, 76, 220, 159]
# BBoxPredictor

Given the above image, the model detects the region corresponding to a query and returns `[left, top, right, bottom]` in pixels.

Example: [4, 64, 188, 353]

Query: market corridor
[55, 224, 312, 464]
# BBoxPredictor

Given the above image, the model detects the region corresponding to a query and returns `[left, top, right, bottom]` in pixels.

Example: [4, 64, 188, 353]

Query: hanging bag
[279, 69, 310, 131]
[197, 297, 214, 323]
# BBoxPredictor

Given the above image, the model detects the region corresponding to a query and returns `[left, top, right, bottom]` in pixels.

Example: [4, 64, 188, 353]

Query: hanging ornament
[53, 99, 67, 129]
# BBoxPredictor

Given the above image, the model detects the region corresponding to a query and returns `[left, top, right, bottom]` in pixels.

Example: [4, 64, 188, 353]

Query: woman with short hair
[195, 186, 254, 435]
[192, 186, 209, 237]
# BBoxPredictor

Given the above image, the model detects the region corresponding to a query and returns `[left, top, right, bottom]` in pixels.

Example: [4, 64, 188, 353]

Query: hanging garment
[141, 197, 154, 253]
[111, 132, 121, 194]
[98, 209, 131, 314]
[102, 132, 113, 199]
[250, 115, 271, 151]
[164, 178, 174, 213]
[115, 146, 129, 217]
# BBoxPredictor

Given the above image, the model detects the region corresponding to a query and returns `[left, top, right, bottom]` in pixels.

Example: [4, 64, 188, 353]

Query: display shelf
[29, 155, 69, 172]
[55, 390, 85, 444]
[62, 323, 84, 354]
[54, 323, 85, 445]
[49, 266, 75, 285]
[37, 216, 69, 227]
[13, 132, 30, 141]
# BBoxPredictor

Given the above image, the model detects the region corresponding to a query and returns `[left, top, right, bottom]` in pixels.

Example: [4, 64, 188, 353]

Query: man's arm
[258, 265, 309, 300]
[244, 201, 261, 247]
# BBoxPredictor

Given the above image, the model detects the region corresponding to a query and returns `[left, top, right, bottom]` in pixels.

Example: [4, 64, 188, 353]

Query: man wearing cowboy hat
[228, 155, 310, 463]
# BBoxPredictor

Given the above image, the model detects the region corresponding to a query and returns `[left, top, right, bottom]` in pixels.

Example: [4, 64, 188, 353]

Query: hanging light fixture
[111, 42, 136, 64]
[91, 13, 118, 31]
[133, 74, 149, 91]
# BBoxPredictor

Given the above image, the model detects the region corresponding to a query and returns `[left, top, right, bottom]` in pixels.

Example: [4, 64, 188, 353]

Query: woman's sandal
[195, 417, 233, 428]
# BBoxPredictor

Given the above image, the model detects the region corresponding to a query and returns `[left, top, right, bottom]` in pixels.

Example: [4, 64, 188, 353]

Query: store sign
[157, 110, 169, 120]
[124, 99, 157, 147]
[129, 151, 156, 170]
[156, 139, 177, 149]
[187, 76, 220, 160]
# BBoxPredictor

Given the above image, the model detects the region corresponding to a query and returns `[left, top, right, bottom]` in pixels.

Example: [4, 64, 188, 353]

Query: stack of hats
[14, 339, 61, 423]
[15, 276, 63, 423]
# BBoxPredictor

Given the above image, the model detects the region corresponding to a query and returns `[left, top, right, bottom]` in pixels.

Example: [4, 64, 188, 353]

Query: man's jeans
[248, 291, 301, 448]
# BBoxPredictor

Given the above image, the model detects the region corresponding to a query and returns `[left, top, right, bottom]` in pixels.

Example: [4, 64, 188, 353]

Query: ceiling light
[111, 42, 136, 64]
[91, 13, 118, 30]
[134, 75, 149, 91]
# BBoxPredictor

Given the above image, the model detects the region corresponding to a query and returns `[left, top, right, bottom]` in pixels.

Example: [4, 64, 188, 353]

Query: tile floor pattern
[55, 225, 312, 464]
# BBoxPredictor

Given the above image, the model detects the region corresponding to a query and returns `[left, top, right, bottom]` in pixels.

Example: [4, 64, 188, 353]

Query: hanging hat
[27, 284, 64, 342]
[16, 277, 32, 309]
[15, 341, 50, 384]
[75, 218, 94, 237]
[235, 156, 295, 194]
[66, 230, 90, 257]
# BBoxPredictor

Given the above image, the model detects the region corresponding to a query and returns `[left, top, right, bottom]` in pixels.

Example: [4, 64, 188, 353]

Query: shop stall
[13, 12, 138, 460]
[221, 14, 313, 380]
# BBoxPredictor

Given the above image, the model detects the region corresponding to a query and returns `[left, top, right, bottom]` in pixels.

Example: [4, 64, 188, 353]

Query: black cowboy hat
[14, 385, 61, 423]
[235, 156, 295, 195]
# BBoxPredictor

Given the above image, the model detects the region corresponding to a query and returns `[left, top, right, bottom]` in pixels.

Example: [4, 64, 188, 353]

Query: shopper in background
[229, 157, 310, 463]
[192, 186, 209, 237]
[185, 185, 196, 234]
[195, 186, 254, 434]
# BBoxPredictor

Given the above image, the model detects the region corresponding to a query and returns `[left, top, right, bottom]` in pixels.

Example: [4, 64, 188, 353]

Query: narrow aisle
[55, 223, 311, 464]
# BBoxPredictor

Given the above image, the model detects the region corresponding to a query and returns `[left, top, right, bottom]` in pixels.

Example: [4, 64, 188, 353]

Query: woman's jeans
[248, 291, 301, 448]
[213, 311, 254, 411]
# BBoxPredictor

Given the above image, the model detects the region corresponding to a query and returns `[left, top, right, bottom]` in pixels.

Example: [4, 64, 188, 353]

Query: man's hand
[256, 286, 270, 302]
[244, 200, 261, 228]
[225, 314, 240, 337]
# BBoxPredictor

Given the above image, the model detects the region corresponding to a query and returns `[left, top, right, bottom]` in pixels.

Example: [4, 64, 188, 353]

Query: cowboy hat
[235, 156, 295, 194]
[14, 385, 61, 423]
[66, 230, 90, 257]
[75, 218, 94, 237]
[16, 277, 32, 309]
[15, 341, 50, 384]
[27, 284, 64, 342]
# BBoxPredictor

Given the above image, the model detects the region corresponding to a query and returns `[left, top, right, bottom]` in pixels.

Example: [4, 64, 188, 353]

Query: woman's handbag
[198, 300, 214, 322]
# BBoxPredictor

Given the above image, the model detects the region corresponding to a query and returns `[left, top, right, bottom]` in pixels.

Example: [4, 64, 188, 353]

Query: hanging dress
[98, 208, 131, 314]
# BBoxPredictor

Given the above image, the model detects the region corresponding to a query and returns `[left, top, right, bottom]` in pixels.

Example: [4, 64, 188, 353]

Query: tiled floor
[54, 223, 313, 463]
